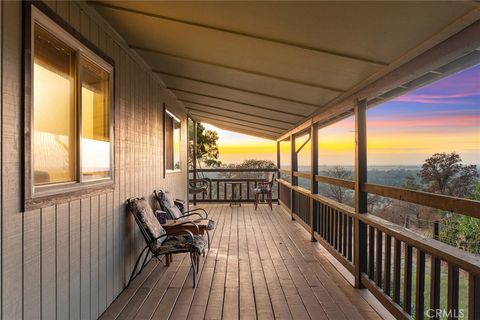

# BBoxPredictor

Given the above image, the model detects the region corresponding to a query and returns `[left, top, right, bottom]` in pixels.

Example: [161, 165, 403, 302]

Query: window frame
[163, 105, 182, 175]
[24, 2, 115, 209]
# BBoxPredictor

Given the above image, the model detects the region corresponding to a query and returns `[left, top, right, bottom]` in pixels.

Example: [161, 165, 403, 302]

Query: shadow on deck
[100, 204, 390, 320]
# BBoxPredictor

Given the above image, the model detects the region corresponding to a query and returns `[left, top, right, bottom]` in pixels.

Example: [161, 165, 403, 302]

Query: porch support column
[354, 99, 368, 289]
[290, 134, 297, 220]
[193, 120, 198, 205]
[310, 121, 318, 241]
[277, 140, 281, 204]
[277, 140, 281, 180]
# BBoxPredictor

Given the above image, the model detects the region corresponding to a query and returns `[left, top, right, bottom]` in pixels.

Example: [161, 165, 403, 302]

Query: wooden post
[193, 120, 198, 205]
[277, 140, 281, 204]
[354, 99, 368, 289]
[290, 135, 297, 220]
[277, 140, 281, 180]
[310, 122, 318, 241]
[469, 274, 480, 320]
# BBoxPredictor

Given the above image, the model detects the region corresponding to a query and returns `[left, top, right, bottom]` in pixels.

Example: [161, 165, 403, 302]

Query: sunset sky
[202, 64, 480, 166]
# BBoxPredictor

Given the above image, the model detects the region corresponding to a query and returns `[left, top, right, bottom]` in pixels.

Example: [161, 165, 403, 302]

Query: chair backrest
[127, 197, 166, 251]
[153, 190, 183, 219]
[267, 172, 276, 187]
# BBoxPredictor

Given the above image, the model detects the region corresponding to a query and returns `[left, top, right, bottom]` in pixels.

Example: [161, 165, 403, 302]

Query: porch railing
[277, 176, 480, 320]
[189, 168, 278, 203]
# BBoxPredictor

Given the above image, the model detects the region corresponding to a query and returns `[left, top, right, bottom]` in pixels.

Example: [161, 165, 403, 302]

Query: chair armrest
[174, 199, 185, 205]
[166, 221, 200, 234]
[165, 229, 195, 245]
[184, 208, 209, 219]
[180, 212, 205, 220]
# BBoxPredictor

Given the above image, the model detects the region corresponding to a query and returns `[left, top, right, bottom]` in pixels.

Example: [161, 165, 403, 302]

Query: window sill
[166, 170, 182, 175]
[24, 180, 115, 211]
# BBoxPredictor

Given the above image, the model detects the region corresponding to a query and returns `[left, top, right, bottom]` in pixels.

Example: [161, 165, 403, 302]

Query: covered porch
[100, 203, 387, 320]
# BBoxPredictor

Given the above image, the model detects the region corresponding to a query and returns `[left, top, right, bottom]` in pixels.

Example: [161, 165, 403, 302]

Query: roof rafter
[134, 46, 346, 92]
[88, 1, 389, 66]
[180, 99, 302, 124]
[170, 86, 315, 115]
[189, 112, 284, 134]
[191, 116, 278, 140]
[185, 107, 289, 130]
[155, 70, 324, 107]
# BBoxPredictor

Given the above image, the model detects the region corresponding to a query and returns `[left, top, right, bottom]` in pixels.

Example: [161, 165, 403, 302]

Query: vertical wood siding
[0, 1, 189, 319]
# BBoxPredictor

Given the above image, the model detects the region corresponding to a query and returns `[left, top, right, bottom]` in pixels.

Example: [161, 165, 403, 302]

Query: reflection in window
[31, 18, 113, 194]
[166, 111, 181, 171]
[81, 57, 110, 181]
[33, 25, 76, 185]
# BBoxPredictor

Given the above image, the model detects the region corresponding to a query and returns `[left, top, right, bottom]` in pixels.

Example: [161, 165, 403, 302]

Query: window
[165, 109, 181, 172]
[26, 6, 114, 202]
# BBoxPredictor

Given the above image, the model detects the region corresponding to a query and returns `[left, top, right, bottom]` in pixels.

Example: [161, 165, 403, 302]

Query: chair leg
[207, 231, 211, 250]
[127, 245, 149, 288]
[268, 192, 273, 210]
[254, 194, 258, 210]
[196, 254, 200, 274]
[190, 252, 197, 287]
[165, 254, 170, 266]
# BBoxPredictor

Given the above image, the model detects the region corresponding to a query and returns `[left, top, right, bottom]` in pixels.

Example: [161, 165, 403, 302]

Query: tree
[189, 122, 221, 168]
[419, 153, 480, 254]
[323, 166, 353, 205]
[221, 159, 276, 180]
[439, 182, 480, 254]
[418, 152, 478, 197]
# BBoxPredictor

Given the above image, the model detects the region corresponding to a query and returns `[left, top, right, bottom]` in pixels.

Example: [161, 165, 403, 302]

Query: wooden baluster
[469, 274, 480, 320]
[415, 250, 426, 320]
[403, 244, 413, 314]
[447, 263, 459, 320]
[393, 239, 401, 304]
[328, 207, 332, 244]
[209, 179, 212, 200]
[368, 226, 375, 280]
[338, 212, 343, 254]
[342, 213, 348, 257]
[321, 204, 325, 239]
[376, 230, 383, 287]
[384, 235, 392, 297]
[347, 217, 353, 261]
[430, 254, 441, 320]
[333, 209, 338, 249]
[247, 181, 250, 201]
[216, 180, 219, 201]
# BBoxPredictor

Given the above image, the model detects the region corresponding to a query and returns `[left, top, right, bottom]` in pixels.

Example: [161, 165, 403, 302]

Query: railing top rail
[207, 178, 271, 182]
[360, 213, 480, 275]
[278, 178, 480, 275]
[190, 168, 279, 173]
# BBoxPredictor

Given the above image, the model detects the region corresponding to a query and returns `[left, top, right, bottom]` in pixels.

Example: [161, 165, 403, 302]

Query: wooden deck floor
[100, 204, 388, 320]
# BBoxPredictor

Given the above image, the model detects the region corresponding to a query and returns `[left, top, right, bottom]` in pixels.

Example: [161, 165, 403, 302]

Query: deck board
[100, 204, 389, 320]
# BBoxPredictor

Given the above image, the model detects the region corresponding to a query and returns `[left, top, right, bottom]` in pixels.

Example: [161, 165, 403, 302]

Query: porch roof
[90, 1, 480, 139]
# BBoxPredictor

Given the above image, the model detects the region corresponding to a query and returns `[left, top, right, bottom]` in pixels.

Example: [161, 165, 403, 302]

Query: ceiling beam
[134, 46, 346, 93]
[189, 112, 284, 134]
[170, 87, 316, 115]
[191, 115, 278, 140]
[185, 106, 289, 130]
[155, 70, 323, 107]
[88, 1, 389, 66]
[179, 99, 304, 124]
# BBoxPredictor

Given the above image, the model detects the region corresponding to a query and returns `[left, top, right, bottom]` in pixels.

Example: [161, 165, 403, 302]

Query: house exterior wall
[0, 1, 189, 318]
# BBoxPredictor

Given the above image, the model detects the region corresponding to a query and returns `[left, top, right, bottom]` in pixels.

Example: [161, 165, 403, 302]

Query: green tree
[221, 159, 276, 180]
[418, 152, 478, 197]
[324, 165, 353, 204]
[189, 122, 221, 168]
